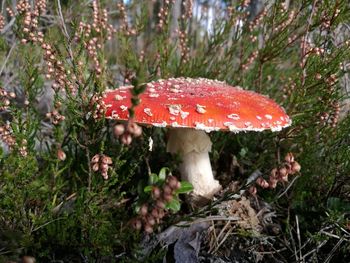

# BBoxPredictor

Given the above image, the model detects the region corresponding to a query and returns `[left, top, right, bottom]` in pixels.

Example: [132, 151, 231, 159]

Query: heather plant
[0, 0, 349, 262]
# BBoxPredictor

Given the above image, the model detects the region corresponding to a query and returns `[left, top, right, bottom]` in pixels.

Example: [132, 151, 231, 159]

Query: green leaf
[165, 198, 181, 212]
[239, 147, 248, 157]
[137, 180, 146, 195]
[175, 181, 193, 194]
[134, 203, 141, 214]
[327, 197, 350, 212]
[149, 173, 159, 184]
[159, 167, 169, 180]
[144, 186, 152, 193]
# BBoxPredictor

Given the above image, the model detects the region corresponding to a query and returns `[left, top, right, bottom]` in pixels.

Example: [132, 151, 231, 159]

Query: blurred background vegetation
[0, 0, 350, 262]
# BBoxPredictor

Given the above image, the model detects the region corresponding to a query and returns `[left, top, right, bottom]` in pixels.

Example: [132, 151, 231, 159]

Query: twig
[209, 221, 219, 254]
[300, 0, 319, 86]
[0, 42, 16, 76]
[32, 217, 65, 232]
[333, 221, 350, 237]
[289, 226, 299, 262]
[56, 0, 74, 60]
[258, 247, 288, 255]
[212, 226, 234, 254]
[86, 149, 92, 191]
[57, 0, 69, 40]
[320, 230, 341, 239]
[295, 236, 313, 256]
[277, 175, 299, 199]
[190, 215, 240, 224]
[0, 247, 24, 256]
[0, 17, 15, 34]
[295, 215, 303, 261]
[324, 236, 344, 263]
[213, 220, 231, 247]
[144, 156, 152, 176]
[302, 239, 328, 260]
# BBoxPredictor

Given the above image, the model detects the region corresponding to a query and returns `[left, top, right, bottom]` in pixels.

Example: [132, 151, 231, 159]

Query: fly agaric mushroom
[102, 78, 291, 199]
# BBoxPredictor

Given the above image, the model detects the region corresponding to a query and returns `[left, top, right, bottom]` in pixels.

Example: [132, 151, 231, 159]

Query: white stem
[167, 129, 221, 198]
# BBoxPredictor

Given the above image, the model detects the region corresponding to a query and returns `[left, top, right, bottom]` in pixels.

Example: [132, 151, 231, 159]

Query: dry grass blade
[0, 43, 16, 76]
[212, 226, 234, 254]
[208, 220, 232, 254]
[295, 215, 303, 261]
[277, 175, 299, 199]
[324, 236, 345, 263]
[302, 239, 328, 260]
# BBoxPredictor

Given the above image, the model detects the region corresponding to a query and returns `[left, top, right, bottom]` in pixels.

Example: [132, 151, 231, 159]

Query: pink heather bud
[256, 177, 269, 188]
[127, 122, 138, 134]
[100, 163, 109, 172]
[144, 224, 153, 233]
[130, 218, 142, 230]
[91, 154, 100, 163]
[249, 186, 257, 195]
[163, 185, 172, 195]
[285, 163, 292, 174]
[291, 161, 301, 174]
[151, 208, 159, 218]
[139, 204, 148, 216]
[114, 124, 125, 137]
[156, 200, 165, 209]
[279, 172, 288, 182]
[269, 176, 278, 189]
[55, 101, 62, 108]
[121, 133, 132, 145]
[167, 176, 179, 189]
[146, 215, 156, 226]
[102, 171, 108, 180]
[158, 209, 165, 219]
[52, 83, 59, 90]
[285, 152, 294, 163]
[152, 187, 161, 199]
[92, 163, 99, 172]
[279, 167, 288, 178]
[270, 168, 278, 178]
[133, 124, 142, 137]
[163, 193, 173, 202]
[175, 181, 181, 189]
[57, 149, 66, 161]
[102, 156, 112, 165]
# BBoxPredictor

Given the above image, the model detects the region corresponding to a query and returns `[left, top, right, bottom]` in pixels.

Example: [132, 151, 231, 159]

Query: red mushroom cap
[102, 77, 291, 132]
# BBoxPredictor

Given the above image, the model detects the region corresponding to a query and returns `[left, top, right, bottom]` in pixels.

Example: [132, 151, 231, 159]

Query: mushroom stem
[167, 128, 222, 198]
